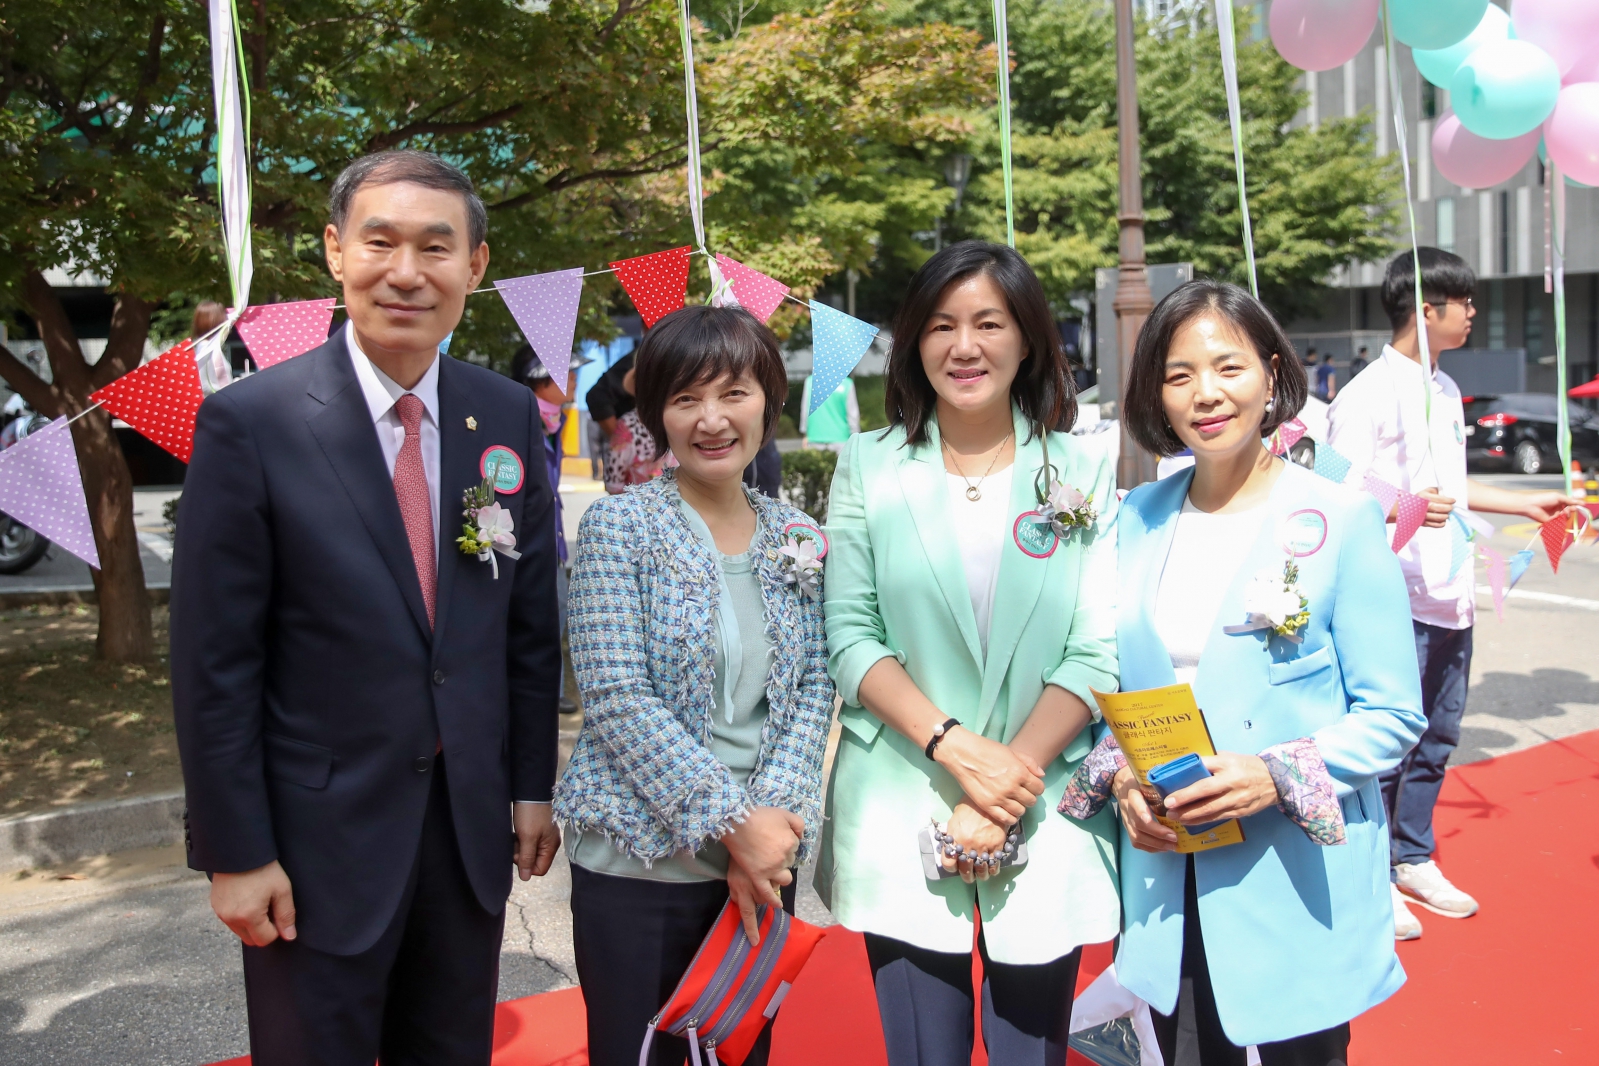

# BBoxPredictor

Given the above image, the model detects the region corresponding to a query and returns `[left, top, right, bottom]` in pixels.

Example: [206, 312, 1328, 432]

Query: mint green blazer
[813, 410, 1121, 964]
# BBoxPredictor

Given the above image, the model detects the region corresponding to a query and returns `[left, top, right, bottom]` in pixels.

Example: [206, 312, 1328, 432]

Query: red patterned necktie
[392, 394, 436, 628]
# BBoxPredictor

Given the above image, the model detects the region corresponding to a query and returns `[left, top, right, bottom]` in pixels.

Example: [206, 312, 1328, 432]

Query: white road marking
[1475, 585, 1599, 611]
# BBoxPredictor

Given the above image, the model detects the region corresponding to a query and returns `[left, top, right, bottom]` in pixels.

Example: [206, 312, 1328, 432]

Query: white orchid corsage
[1044, 479, 1098, 539]
[773, 522, 828, 602]
[455, 477, 522, 579]
[1231, 557, 1310, 642]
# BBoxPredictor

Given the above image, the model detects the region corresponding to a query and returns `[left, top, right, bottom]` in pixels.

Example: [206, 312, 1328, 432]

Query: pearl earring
[1265, 396, 1275, 415]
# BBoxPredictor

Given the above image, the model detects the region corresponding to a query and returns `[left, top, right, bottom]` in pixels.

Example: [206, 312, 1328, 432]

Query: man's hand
[1514, 491, 1586, 524]
[1415, 487, 1455, 529]
[211, 860, 297, 947]
[514, 802, 562, 881]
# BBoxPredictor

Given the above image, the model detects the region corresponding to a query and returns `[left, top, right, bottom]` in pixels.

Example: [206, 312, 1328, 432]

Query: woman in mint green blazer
[816, 243, 1120, 1066]
[1062, 281, 1425, 1066]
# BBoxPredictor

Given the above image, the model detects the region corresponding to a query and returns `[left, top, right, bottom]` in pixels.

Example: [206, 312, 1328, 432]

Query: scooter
[0, 395, 53, 574]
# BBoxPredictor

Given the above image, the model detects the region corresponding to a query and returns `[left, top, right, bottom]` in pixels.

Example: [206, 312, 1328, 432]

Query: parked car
[1462, 393, 1599, 474]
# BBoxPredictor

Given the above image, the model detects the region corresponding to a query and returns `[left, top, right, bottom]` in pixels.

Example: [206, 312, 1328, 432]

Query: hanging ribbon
[1213, 0, 1257, 298]
[992, 0, 1016, 248]
[206, 0, 253, 389]
[1551, 162, 1572, 497]
[1380, 5, 1431, 452]
[677, 0, 727, 301]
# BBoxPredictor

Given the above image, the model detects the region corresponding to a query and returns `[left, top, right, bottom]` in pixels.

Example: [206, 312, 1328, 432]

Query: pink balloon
[1544, 83, 1599, 187]
[1432, 110, 1540, 189]
[1565, 45, 1599, 86]
[1270, 0, 1380, 72]
[1512, 0, 1599, 78]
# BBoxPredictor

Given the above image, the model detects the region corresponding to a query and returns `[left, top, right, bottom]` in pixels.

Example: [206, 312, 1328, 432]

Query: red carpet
[208, 731, 1599, 1066]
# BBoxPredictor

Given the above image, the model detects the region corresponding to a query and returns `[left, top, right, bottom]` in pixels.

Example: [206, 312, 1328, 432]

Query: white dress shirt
[1326, 344, 1472, 630]
[347, 322, 442, 556]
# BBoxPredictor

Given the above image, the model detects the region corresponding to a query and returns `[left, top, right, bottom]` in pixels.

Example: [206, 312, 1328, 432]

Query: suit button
[414, 757, 431, 773]
[432, 669, 445, 685]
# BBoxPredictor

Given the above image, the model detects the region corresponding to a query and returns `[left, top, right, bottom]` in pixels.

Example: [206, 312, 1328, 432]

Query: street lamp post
[1112, 0, 1158, 488]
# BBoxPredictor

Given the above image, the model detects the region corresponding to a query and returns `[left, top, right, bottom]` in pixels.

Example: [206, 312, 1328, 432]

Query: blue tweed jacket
[553, 471, 835, 863]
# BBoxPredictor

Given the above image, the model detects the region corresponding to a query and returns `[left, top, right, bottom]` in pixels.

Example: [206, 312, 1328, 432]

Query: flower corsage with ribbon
[455, 476, 521, 579]
[773, 521, 827, 602]
[1227, 556, 1310, 643]
[1043, 479, 1097, 539]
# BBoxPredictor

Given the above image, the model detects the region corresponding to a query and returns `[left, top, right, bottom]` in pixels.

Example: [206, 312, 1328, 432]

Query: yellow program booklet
[1090, 684, 1245, 853]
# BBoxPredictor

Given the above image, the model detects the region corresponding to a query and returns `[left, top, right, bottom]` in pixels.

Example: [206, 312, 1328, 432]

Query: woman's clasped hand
[721, 806, 805, 944]
[1110, 752, 1278, 854]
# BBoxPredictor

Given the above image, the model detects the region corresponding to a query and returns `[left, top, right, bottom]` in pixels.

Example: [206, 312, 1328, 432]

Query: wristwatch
[924, 718, 962, 761]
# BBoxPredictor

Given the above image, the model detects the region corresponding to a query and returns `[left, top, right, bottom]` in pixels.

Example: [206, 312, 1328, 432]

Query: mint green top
[567, 500, 775, 881]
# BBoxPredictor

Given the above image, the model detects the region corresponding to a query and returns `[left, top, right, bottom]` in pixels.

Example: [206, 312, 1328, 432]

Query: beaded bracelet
[929, 818, 1025, 870]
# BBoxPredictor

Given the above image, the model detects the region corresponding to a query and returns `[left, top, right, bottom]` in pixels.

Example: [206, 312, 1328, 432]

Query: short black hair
[329, 150, 488, 249]
[633, 305, 788, 449]
[1123, 279, 1308, 458]
[883, 241, 1075, 445]
[510, 344, 549, 384]
[1382, 247, 1475, 330]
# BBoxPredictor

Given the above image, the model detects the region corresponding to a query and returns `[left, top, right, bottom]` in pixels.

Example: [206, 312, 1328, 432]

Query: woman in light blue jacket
[1062, 281, 1425, 1065]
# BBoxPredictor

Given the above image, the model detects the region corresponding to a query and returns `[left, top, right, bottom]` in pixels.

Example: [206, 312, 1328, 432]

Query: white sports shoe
[1395, 860, 1479, 918]
[1391, 884, 1422, 941]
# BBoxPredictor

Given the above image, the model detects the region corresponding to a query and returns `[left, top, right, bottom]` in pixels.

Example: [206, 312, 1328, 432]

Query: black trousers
[241, 758, 507, 1066]
[1150, 859, 1350, 1066]
[864, 931, 1081, 1066]
[569, 863, 798, 1066]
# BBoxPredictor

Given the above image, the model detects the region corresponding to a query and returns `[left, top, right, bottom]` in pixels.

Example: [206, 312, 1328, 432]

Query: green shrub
[781, 449, 839, 524]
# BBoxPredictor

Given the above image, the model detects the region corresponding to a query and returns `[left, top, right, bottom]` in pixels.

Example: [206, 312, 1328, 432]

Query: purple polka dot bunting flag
[610, 246, 692, 328]
[495, 268, 585, 393]
[234, 299, 337, 369]
[0, 416, 100, 569]
[807, 301, 879, 416]
[715, 255, 790, 324]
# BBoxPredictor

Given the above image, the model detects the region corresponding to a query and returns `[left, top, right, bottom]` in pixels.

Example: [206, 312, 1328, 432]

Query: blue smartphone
[1147, 753, 1223, 833]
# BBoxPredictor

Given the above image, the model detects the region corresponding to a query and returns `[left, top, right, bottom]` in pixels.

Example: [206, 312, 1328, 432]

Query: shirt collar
[1381, 343, 1443, 389]
[346, 320, 441, 426]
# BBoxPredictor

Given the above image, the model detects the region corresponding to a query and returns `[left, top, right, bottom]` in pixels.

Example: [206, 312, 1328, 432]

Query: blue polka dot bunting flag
[0, 416, 100, 569]
[807, 301, 878, 416]
[1312, 441, 1353, 484]
[1507, 548, 1535, 589]
[1447, 512, 1472, 583]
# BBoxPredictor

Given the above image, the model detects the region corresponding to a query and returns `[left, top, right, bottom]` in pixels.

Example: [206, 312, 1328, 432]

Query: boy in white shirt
[1328, 248, 1578, 941]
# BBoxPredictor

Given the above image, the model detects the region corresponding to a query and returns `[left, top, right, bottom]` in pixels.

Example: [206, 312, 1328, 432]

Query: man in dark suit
[172, 150, 562, 1065]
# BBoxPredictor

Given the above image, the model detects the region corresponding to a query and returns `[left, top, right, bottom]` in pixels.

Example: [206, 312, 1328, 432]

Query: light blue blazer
[1113, 462, 1426, 1046]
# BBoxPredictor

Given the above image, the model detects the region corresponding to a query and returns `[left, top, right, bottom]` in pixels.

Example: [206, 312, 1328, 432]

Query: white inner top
[1153, 496, 1269, 685]
[947, 465, 1014, 656]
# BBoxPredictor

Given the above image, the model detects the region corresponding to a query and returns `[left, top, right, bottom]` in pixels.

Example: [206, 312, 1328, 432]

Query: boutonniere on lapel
[769, 521, 828, 602]
[1230, 556, 1310, 643]
[1043, 479, 1097, 538]
[455, 477, 522, 579]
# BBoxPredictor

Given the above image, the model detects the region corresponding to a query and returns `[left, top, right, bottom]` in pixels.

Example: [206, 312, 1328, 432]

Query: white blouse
[947, 465, 1014, 656]
[1153, 496, 1268, 684]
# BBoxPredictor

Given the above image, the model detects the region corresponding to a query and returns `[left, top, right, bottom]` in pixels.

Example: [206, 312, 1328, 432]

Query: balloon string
[1552, 163, 1572, 496]
[992, 0, 1015, 248]
[1214, 0, 1257, 298]
[1381, 4, 1432, 463]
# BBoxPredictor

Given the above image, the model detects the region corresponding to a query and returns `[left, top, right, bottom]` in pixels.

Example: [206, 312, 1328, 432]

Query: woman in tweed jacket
[553, 306, 834, 1066]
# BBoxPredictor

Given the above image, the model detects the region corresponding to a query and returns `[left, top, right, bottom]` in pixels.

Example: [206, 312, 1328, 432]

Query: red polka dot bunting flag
[1391, 491, 1428, 552]
[715, 255, 791, 324]
[609, 246, 692, 328]
[1540, 508, 1583, 574]
[0, 416, 100, 569]
[90, 340, 204, 463]
[234, 298, 337, 369]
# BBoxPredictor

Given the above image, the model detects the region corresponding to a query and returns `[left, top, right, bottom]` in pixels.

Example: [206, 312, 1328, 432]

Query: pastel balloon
[1538, 138, 1596, 188]
[1512, 0, 1599, 79]
[1269, 0, 1379, 73]
[1413, 3, 1510, 90]
[1566, 45, 1599, 86]
[1451, 40, 1562, 139]
[1389, 0, 1488, 51]
[1544, 83, 1599, 187]
[1432, 111, 1539, 188]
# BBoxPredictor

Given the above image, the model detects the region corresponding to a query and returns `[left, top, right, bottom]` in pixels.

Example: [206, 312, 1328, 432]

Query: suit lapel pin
[465, 416, 478, 431]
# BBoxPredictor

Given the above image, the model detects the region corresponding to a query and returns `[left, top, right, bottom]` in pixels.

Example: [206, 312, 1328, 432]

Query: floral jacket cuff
[1057, 733, 1126, 820]
[1259, 738, 1346, 846]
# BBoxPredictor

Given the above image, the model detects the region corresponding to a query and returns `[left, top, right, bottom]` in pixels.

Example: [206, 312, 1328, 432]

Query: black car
[1463, 393, 1599, 474]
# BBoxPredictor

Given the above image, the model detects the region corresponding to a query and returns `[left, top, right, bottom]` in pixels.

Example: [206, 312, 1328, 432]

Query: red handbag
[640, 900, 826, 1066]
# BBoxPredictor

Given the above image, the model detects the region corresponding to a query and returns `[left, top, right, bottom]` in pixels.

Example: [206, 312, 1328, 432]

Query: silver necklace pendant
[965, 485, 982, 502]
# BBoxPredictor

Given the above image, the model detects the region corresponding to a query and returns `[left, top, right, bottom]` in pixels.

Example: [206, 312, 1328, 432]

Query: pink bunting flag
[1391, 492, 1428, 552]
[1478, 543, 1508, 619]
[1277, 418, 1308, 449]
[496, 268, 585, 394]
[90, 340, 204, 463]
[0, 416, 100, 569]
[1361, 471, 1399, 518]
[610, 246, 692, 328]
[234, 298, 337, 369]
[715, 255, 791, 324]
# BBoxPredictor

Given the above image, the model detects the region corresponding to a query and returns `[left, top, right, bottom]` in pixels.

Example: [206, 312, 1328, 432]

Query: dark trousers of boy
[1381, 621, 1473, 871]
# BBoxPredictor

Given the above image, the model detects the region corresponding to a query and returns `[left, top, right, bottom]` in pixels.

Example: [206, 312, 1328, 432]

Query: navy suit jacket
[172, 333, 561, 955]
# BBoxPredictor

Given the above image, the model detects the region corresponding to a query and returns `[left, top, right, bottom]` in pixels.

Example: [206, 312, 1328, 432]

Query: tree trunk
[18, 271, 155, 661]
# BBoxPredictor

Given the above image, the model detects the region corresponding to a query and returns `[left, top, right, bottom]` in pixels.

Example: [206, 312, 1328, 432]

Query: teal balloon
[1390, 0, 1488, 51]
[1537, 139, 1596, 189]
[1451, 40, 1561, 140]
[1413, 3, 1510, 89]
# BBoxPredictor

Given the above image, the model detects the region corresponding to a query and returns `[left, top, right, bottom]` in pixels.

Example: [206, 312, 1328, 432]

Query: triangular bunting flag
[439, 332, 454, 356]
[1312, 442, 1353, 484]
[1277, 418, 1308, 450]
[1391, 492, 1427, 552]
[89, 340, 204, 463]
[715, 255, 790, 324]
[807, 302, 879, 416]
[1508, 547, 1536, 588]
[610, 246, 691, 328]
[1478, 543, 1507, 618]
[1361, 472, 1399, 518]
[0, 416, 100, 569]
[496, 268, 584, 393]
[1446, 513, 1472, 584]
[1540, 509, 1579, 574]
[234, 298, 337, 369]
